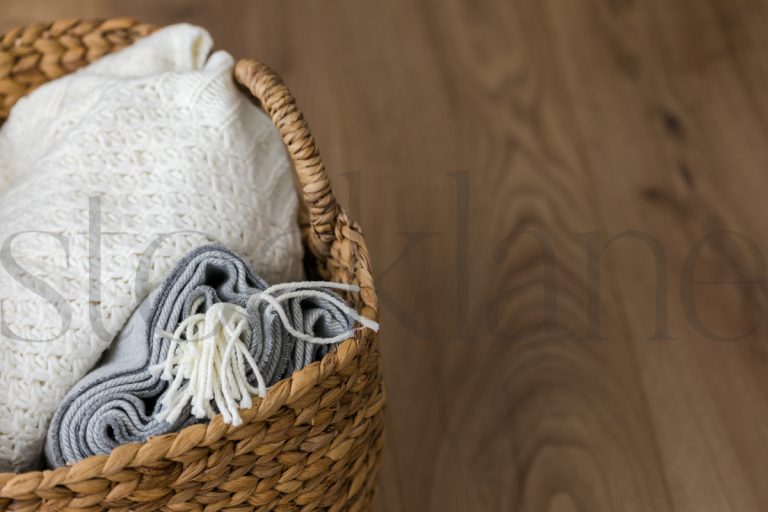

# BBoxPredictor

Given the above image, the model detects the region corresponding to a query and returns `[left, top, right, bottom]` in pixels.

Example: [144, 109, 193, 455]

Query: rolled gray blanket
[45, 245, 360, 468]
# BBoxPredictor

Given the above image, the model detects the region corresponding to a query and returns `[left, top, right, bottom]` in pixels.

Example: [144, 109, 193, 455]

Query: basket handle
[234, 59, 340, 260]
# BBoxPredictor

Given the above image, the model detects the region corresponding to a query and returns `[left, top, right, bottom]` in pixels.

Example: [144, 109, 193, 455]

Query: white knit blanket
[0, 24, 303, 471]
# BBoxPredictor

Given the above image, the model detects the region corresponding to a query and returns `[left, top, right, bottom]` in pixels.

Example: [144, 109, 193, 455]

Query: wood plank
[413, 0, 673, 509]
[546, 0, 768, 509]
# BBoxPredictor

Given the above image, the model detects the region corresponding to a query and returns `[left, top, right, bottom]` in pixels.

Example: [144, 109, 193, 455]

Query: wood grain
[2, 0, 768, 510]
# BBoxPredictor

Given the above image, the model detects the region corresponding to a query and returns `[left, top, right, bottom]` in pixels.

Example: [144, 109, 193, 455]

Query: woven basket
[0, 18, 383, 512]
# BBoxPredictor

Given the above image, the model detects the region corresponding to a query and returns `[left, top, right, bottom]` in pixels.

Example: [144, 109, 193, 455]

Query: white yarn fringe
[150, 282, 379, 426]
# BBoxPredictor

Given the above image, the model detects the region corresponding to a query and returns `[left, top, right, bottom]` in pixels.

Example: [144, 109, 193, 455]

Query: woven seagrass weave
[0, 18, 383, 512]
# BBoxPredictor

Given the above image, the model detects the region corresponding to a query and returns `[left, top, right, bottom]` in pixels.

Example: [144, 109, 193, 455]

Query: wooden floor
[4, 0, 768, 510]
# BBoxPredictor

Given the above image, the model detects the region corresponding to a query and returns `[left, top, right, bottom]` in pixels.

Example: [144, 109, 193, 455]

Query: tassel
[151, 282, 379, 426]
[150, 297, 263, 426]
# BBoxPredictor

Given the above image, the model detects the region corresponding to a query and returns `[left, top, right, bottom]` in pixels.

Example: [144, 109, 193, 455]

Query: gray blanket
[45, 245, 355, 467]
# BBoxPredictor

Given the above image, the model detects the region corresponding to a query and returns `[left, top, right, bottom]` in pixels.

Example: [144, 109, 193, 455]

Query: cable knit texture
[0, 24, 304, 471]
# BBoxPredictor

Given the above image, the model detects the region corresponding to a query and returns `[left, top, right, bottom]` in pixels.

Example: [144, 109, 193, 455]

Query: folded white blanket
[0, 24, 303, 471]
